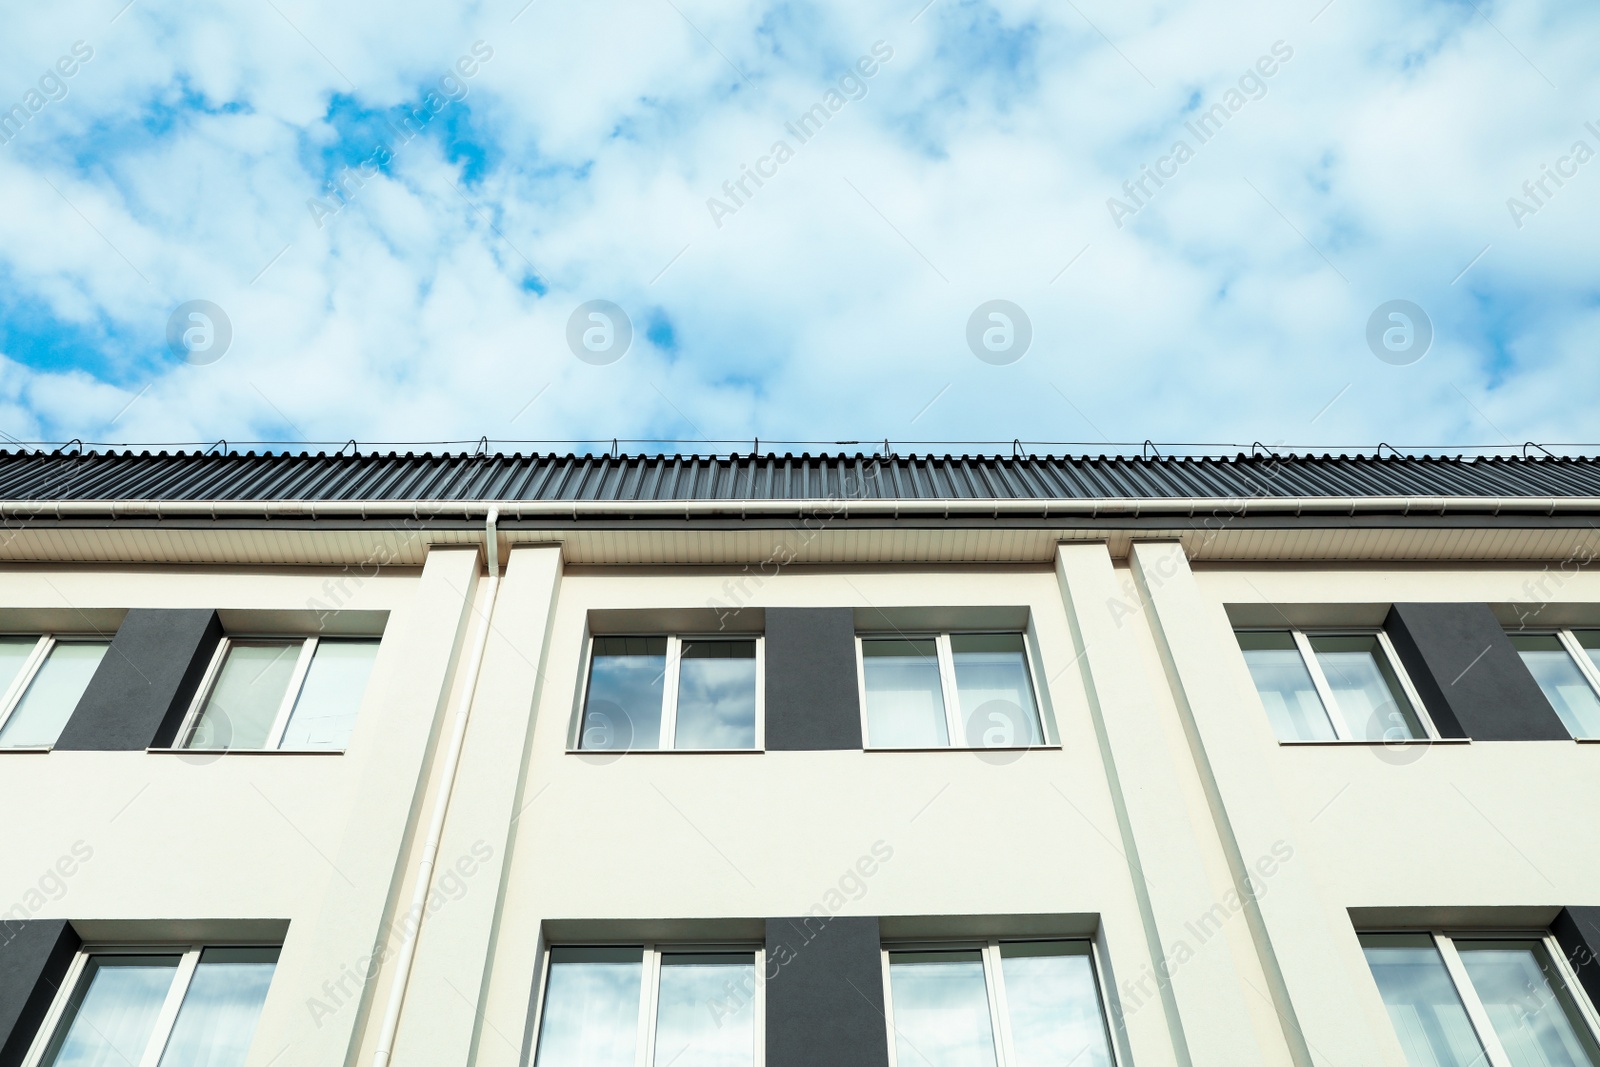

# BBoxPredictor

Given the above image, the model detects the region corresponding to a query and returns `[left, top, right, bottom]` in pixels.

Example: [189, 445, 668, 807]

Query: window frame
[1512, 628, 1600, 735]
[176, 634, 381, 752]
[19, 941, 280, 1067]
[571, 633, 766, 752]
[0, 633, 111, 749]
[855, 630, 1047, 751]
[1362, 928, 1600, 1067]
[528, 942, 766, 1067]
[1236, 626, 1439, 742]
[879, 938, 1122, 1067]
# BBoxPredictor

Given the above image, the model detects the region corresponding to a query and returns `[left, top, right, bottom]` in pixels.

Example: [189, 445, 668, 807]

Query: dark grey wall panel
[55, 609, 223, 751]
[0, 919, 79, 1067]
[764, 608, 862, 751]
[765, 916, 889, 1067]
[1553, 908, 1600, 1012]
[1383, 603, 1567, 741]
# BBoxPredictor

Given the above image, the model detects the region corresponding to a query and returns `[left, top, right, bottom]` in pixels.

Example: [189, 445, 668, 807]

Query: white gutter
[370, 507, 500, 1067]
[0, 495, 1597, 520]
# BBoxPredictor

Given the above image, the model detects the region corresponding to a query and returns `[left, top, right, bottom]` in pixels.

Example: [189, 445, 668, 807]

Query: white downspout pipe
[371, 507, 500, 1067]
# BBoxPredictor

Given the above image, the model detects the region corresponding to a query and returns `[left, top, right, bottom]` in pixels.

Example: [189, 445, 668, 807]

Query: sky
[0, 0, 1595, 455]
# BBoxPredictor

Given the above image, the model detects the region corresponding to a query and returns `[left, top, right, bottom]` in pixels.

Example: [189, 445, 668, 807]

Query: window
[576, 636, 762, 751]
[1361, 932, 1600, 1067]
[22, 944, 278, 1067]
[178, 637, 379, 751]
[1509, 630, 1600, 738]
[0, 635, 109, 748]
[859, 633, 1044, 749]
[531, 945, 761, 1067]
[884, 941, 1116, 1067]
[1235, 629, 1432, 742]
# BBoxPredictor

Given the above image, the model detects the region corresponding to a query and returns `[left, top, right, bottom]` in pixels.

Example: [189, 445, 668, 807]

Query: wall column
[1055, 543, 1281, 1067]
[390, 544, 564, 1066]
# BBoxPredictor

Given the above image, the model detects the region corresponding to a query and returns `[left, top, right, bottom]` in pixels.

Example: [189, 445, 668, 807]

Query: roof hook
[882, 438, 891, 458]
[1250, 441, 1272, 459]
[1375, 442, 1397, 458]
[205, 439, 227, 455]
[55, 438, 83, 455]
[1523, 441, 1555, 459]
[610, 438, 619, 459]
[341, 439, 358, 456]
[753, 436, 759, 456]
[474, 436, 488, 457]
[1012, 438, 1023, 459]
[1143, 439, 1161, 459]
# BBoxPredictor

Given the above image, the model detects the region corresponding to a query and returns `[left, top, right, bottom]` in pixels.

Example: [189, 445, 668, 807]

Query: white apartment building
[2, 448, 1599, 1067]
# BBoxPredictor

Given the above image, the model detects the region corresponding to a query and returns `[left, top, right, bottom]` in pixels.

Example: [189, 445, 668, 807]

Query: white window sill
[146, 747, 346, 755]
[0, 745, 53, 753]
[1276, 738, 1471, 747]
[865, 745, 1064, 753]
[566, 748, 765, 755]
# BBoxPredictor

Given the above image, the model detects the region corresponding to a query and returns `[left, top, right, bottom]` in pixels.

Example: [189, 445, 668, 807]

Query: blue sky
[0, 0, 1596, 452]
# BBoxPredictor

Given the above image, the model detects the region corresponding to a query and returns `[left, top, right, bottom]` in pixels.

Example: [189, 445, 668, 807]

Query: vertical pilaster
[390, 544, 563, 1066]
[1055, 543, 1281, 1067]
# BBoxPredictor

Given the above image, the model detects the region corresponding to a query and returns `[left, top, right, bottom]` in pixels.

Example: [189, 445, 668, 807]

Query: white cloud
[0, 0, 1595, 453]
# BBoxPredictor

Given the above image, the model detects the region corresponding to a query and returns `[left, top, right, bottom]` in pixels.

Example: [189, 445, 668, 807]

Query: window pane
[863, 639, 948, 747]
[533, 947, 643, 1067]
[887, 950, 998, 1067]
[1511, 635, 1600, 738]
[0, 635, 38, 702]
[1236, 632, 1336, 741]
[1359, 934, 1488, 1067]
[653, 953, 756, 1067]
[1457, 940, 1600, 1067]
[188, 641, 301, 750]
[278, 640, 379, 750]
[0, 641, 109, 748]
[999, 943, 1114, 1067]
[1309, 635, 1425, 741]
[951, 635, 1042, 749]
[158, 947, 280, 1067]
[40, 955, 180, 1067]
[674, 641, 757, 750]
[580, 638, 667, 751]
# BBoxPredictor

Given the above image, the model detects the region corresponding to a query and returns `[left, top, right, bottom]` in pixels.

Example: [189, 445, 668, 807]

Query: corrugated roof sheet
[1, 450, 1598, 503]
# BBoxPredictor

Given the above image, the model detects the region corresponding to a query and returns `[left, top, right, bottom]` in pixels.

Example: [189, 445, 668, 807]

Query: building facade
[2, 449, 1600, 1067]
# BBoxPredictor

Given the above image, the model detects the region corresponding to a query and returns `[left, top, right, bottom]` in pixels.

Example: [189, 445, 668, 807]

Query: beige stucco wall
[10, 537, 1600, 1067]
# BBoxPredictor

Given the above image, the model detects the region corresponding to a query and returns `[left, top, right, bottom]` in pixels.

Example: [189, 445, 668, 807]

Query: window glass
[1309, 635, 1424, 741]
[40, 955, 181, 1067]
[1359, 934, 1487, 1067]
[1511, 634, 1600, 738]
[0, 635, 37, 701]
[674, 641, 757, 750]
[580, 638, 667, 751]
[1235, 632, 1336, 741]
[158, 947, 279, 1067]
[0, 641, 109, 748]
[188, 641, 300, 750]
[653, 953, 755, 1067]
[863, 639, 949, 748]
[887, 950, 998, 1067]
[950, 635, 1042, 749]
[1456, 940, 1600, 1067]
[998, 943, 1114, 1067]
[278, 640, 379, 750]
[534, 947, 643, 1067]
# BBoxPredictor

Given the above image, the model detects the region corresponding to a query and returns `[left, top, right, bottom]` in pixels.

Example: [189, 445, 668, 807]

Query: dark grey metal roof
[1, 450, 1598, 503]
